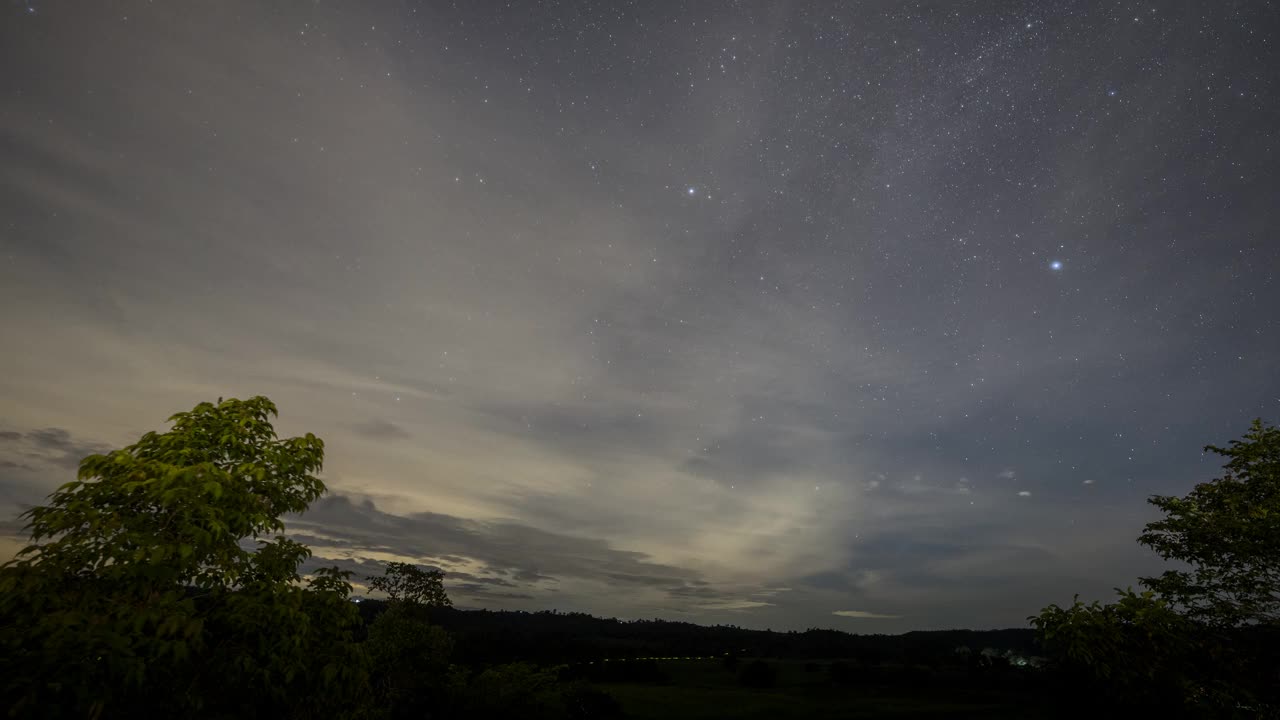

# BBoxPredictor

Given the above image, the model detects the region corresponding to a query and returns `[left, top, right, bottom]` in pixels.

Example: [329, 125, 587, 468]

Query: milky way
[0, 1, 1276, 630]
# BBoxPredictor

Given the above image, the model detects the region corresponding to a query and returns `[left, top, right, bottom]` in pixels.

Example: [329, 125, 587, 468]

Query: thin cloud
[0, 428, 112, 470]
[699, 599, 774, 611]
[833, 609, 902, 620]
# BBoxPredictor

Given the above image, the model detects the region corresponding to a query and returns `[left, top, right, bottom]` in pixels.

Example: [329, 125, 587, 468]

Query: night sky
[1, 1, 1277, 631]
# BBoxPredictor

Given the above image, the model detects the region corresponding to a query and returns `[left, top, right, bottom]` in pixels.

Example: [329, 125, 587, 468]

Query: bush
[561, 685, 624, 720]
[365, 602, 457, 719]
[456, 662, 620, 719]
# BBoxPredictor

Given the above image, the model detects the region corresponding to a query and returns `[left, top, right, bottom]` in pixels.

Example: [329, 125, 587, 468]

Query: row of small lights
[587, 654, 743, 664]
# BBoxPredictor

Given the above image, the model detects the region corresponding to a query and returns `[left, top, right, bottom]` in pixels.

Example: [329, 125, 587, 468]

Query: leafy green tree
[0, 397, 369, 719]
[1139, 419, 1279, 628]
[363, 562, 456, 719]
[1031, 589, 1203, 708]
[368, 560, 452, 607]
[1032, 420, 1280, 716]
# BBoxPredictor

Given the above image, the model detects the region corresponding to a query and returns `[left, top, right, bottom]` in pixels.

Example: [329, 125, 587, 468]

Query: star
[686, 187, 696, 196]
[1049, 260, 1063, 271]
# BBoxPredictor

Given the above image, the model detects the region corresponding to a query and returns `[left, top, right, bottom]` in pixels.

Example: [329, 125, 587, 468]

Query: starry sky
[1, 1, 1277, 632]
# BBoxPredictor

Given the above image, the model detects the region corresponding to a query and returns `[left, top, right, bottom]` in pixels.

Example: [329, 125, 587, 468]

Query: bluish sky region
[1, 1, 1276, 631]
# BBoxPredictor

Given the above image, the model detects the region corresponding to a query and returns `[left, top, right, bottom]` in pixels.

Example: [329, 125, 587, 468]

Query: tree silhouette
[368, 561, 452, 607]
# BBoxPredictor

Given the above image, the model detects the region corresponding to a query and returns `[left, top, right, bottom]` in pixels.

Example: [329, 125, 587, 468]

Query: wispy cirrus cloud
[833, 609, 902, 620]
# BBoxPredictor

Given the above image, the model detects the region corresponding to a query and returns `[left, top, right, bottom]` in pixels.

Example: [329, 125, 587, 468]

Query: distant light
[1049, 260, 1063, 271]
[687, 187, 696, 195]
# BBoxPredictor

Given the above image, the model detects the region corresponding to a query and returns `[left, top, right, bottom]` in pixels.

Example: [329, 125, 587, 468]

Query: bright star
[687, 187, 696, 196]
[1050, 260, 1063, 271]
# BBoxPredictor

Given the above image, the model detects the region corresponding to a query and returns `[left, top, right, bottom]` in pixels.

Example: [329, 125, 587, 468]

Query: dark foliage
[368, 562, 451, 608]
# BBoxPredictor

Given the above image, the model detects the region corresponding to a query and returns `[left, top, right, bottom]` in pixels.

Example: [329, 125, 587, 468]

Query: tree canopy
[0, 396, 368, 719]
[369, 560, 453, 608]
[1138, 418, 1279, 628]
[1031, 419, 1280, 716]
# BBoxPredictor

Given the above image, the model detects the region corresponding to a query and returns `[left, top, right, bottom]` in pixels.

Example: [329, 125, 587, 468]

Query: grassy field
[593, 659, 1055, 720]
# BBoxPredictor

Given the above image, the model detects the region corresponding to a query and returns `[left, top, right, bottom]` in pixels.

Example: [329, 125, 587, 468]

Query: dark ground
[586, 657, 1062, 720]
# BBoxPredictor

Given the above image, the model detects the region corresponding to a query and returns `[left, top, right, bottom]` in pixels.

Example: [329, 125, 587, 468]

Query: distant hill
[351, 600, 1040, 666]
